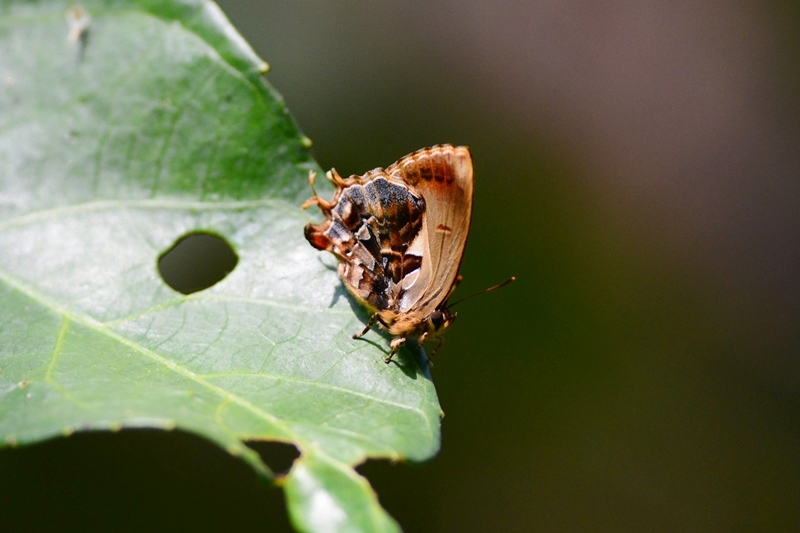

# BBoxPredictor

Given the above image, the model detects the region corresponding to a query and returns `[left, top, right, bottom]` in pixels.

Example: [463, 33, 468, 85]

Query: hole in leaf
[158, 232, 238, 295]
[246, 441, 301, 474]
[357, 459, 435, 528]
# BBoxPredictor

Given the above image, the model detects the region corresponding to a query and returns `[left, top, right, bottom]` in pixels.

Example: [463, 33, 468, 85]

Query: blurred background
[5, 1, 799, 530]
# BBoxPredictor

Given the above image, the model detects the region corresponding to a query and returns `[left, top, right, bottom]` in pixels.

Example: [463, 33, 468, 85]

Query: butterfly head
[429, 307, 456, 334]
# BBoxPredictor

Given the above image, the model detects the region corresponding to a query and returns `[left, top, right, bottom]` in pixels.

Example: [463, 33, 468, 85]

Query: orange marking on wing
[436, 224, 453, 235]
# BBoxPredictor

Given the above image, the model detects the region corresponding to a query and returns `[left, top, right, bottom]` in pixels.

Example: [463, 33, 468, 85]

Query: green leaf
[0, 1, 440, 531]
[285, 451, 400, 533]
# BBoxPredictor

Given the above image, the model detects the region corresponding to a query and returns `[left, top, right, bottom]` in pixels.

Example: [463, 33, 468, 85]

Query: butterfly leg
[428, 336, 445, 359]
[353, 312, 380, 339]
[416, 332, 435, 364]
[385, 337, 407, 364]
[301, 171, 335, 211]
[301, 171, 322, 210]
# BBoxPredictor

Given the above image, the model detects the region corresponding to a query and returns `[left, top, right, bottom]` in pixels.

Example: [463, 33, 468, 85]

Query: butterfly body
[303, 145, 473, 362]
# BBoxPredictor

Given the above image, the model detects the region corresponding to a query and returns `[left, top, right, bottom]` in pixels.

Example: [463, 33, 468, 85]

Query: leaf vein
[199, 370, 431, 423]
[0, 266, 295, 439]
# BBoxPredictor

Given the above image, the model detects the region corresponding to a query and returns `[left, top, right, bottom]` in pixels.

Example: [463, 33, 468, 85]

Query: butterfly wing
[386, 145, 473, 317]
[304, 167, 429, 314]
[304, 145, 473, 338]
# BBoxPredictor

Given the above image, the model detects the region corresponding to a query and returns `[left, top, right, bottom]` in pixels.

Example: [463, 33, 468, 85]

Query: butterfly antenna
[447, 276, 516, 309]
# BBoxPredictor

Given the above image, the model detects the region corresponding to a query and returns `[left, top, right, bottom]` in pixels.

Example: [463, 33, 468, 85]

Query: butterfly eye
[430, 310, 445, 329]
[430, 309, 455, 331]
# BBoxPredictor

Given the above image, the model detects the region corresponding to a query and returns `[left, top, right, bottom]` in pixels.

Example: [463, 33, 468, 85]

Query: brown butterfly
[302, 145, 475, 363]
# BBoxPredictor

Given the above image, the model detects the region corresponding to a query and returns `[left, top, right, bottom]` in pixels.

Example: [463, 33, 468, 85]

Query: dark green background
[4, 2, 799, 531]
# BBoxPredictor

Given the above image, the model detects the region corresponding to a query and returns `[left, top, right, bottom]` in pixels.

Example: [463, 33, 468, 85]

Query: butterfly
[302, 145, 473, 363]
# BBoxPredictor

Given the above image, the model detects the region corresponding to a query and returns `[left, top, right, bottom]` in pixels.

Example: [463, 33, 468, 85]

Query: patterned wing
[303, 145, 472, 328]
[386, 145, 473, 316]
[304, 169, 429, 314]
